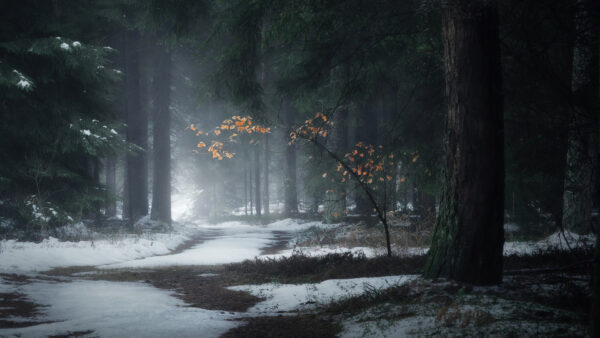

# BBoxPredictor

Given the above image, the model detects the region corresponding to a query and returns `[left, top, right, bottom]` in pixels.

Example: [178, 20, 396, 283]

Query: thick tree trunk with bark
[590, 7, 600, 336]
[593, 115, 600, 338]
[124, 30, 148, 223]
[283, 103, 298, 215]
[254, 146, 261, 216]
[562, 0, 598, 234]
[150, 43, 172, 226]
[423, 0, 504, 285]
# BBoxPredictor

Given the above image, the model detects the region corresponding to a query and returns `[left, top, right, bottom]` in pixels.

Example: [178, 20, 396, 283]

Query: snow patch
[229, 275, 417, 314]
[0, 280, 237, 338]
[0, 232, 188, 272]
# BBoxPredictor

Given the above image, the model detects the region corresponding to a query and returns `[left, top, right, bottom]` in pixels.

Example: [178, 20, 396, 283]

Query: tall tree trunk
[423, 0, 504, 285]
[105, 156, 117, 218]
[254, 146, 262, 216]
[150, 43, 172, 226]
[124, 30, 148, 223]
[244, 163, 248, 216]
[263, 133, 270, 215]
[355, 104, 378, 216]
[562, 0, 598, 234]
[592, 90, 600, 338]
[283, 102, 299, 215]
[592, 95, 600, 338]
[589, 6, 600, 336]
[324, 105, 348, 223]
[249, 158, 254, 215]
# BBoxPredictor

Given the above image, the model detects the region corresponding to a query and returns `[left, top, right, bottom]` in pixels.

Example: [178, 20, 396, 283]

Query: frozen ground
[0, 277, 237, 338]
[0, 219, 326, 273]
[0, 232, 188, 273]
[0, 218, 595, 337]
[229, 275, 417, 313]
[1, 219, 594, 273]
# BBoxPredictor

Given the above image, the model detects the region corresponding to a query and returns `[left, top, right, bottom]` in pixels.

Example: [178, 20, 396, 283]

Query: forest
[0, 0, 599, 337]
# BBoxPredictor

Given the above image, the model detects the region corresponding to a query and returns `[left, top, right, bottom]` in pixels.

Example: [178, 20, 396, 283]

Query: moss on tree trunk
[423, 0, 504, 285]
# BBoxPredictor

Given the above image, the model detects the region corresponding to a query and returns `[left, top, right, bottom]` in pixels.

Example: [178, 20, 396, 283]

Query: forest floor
[0, 218, 595, 337]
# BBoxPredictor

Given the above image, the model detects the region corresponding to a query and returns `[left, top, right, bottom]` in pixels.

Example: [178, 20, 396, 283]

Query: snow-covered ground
[229, 275, 417, 314]
[0, 218, 595, 337]
[339, 280, 587, 337]
[0, 278, 237, 338]
[99, 219, 330, 269]
[503, 230, 595, 256]
[0, 232, 188, 273]
[0, 219, 330, 273]
[1, 218, 595, 274]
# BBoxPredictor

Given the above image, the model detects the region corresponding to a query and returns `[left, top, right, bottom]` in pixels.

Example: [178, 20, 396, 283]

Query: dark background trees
[0, 1, 598, 326]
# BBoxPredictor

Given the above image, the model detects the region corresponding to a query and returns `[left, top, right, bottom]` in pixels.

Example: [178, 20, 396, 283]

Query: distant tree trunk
[283, 103, 298, 215]
[122, 157, 129, 220]
[423, 0, 504, 285]
[249, 159, 254, 215]
[324, 105, 348, 223]
[355, 104, 378, 216]
[150, 42, 172, 226]
[244, 163, 248, 216]
[416, 190, 436, 224]
[263, 133, 270, 215]
[124, 30, 148, 223]
[254, 146, 261, 216]
[105, 156, 117, 218]
[562, 0, 598, 234]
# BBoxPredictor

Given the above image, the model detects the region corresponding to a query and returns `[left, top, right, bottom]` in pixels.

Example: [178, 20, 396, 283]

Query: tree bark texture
[150, 43, 172, 226]
[589, 4, 600, 335]
[423, 0, 505, 285]
[562, 0, 599, 234]
[124, 30, 148, 223]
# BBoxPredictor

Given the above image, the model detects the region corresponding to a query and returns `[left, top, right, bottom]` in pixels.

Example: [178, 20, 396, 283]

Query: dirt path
[0, 225, 313, 337]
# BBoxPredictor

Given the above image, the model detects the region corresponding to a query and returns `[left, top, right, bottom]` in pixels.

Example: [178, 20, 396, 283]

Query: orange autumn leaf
[197, 142, 206, 148]
[412, 155, 419, 162]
